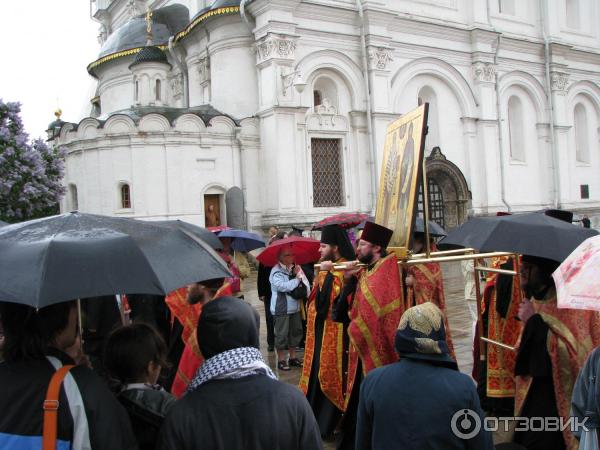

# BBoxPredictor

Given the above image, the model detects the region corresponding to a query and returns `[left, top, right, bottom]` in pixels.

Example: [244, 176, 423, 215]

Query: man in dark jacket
[356, 302, 493, 450]
[158, 296, 323, 450]
[0, 300, 137, 449]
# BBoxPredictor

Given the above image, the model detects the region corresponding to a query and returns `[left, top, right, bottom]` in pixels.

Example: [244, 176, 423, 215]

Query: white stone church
[50, 0, 600, 232]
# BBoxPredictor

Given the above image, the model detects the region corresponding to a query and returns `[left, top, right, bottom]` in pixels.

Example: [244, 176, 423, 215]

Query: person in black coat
[105, 323, 175, 450]
[0, 300, 137, 449]
[257, 262, 275, 351]
[356, 302, 493, 450]
[158, 296, 323, 450]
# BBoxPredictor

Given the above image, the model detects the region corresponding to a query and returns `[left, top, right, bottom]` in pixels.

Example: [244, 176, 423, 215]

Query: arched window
[155, 79, 161, 101]
[507, 96, 525, 162]
[313, 90, 322, 107]
[135, 81, 139, 102]
[417, 86, 439, 153]
[313, 76, 338, 110]
[566, 0, 580, 29]
[69, 184, 78, 211]
[120, 184, 131, 209]
[574, 103, 589, 163]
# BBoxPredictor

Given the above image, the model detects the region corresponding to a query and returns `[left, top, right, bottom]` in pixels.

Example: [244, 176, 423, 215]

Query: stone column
[549, 70, 571, 206]
[471, 60, 503, 215]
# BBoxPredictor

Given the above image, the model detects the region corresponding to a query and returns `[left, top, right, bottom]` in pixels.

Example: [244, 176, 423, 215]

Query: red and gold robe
[406, 261, 455, 358]
[485, 257, 522, 398]
[515, 289, 600, 450]
[345, 253, 405, 409]
[165, 283, 234, 398]
[299, 260, 347, 411]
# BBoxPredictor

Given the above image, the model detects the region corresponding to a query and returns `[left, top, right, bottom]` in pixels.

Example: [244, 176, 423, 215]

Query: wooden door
[204, 194, 221, 227]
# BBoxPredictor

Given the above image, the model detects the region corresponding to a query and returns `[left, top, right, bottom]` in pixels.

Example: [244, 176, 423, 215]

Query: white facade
[56, 0, 600, 231]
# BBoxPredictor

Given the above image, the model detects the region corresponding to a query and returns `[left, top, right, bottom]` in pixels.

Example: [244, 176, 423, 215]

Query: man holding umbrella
[331, 221, 405, 450]
[299, 225, 355, 439]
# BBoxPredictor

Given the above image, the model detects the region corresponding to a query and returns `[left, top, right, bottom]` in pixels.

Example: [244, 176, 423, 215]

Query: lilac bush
[0, 99, 66, 222]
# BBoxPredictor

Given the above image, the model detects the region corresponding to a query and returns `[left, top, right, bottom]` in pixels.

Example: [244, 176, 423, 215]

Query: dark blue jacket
[356, 357, 493, 450]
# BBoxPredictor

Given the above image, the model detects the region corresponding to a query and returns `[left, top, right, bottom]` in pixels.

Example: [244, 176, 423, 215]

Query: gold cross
[146, 6, 153, 38]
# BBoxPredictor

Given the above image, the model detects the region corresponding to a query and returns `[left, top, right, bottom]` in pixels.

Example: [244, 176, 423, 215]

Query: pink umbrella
[553, 235, 600, 311]
[256, 236, 320, 267]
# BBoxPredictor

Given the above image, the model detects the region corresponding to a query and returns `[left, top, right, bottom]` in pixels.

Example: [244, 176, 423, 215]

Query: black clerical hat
[320, 225, 355, 260]
[361, 221, 393, 249]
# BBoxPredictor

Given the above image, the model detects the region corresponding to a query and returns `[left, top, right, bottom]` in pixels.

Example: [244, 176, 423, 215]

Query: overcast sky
[0, 1, 99, 138]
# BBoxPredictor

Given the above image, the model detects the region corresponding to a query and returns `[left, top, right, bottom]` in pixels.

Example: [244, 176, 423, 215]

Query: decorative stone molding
[472, 62, 496, 83]
[550, 71, 569, 94]
[305, 98, 348, 130]
[368, 47, 393, 71]
[169, 74, 183, 100]
[256, 34, 297, 63]
[97, 24, 108, 45]
[197, 57, 210, 84]
[126, 0, 142, 20]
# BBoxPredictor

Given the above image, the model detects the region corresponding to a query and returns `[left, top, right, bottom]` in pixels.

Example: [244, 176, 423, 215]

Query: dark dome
[97, 4, 189, 59]
[129, 46, 171, 68]
[47, 119, 64, 131]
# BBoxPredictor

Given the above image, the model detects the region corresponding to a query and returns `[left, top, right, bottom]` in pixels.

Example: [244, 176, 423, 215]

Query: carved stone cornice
[550, 71, 569, 94]
[256, 34, 298, 64]
[367, 46, 393, 71]
[472, 62, 496, 84]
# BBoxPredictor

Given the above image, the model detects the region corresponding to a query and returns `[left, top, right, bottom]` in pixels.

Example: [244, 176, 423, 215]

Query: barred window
[121, 184, 131, 209]
[311, 138, 344, 207]
[417, 178, 445, 229]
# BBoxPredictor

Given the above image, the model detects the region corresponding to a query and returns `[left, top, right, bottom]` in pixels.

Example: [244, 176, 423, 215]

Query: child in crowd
[104, 323, 175, 450]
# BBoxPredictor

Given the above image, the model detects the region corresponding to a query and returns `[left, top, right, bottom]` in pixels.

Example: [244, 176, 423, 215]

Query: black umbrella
[0, 212, 231, 308]
[151, 219, 223, 250]
[438, 212, 598, 262]
[415, 217, 446, 237]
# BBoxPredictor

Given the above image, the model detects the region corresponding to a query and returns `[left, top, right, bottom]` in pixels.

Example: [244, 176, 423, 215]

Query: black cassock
[513, 314, 566, 450]
[306, 271, 348, 438]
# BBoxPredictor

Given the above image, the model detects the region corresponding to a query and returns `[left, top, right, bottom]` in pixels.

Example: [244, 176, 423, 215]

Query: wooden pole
[473, 256, 485, 361]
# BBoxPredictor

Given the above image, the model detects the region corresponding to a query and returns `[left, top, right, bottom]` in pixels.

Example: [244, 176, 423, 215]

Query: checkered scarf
[187, 347, 277, 393]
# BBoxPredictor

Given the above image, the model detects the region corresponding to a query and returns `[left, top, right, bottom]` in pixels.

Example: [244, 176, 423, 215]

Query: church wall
[75, 0, 600, 229]
[59, 115, 241, 227]
[97, 61, 135, 114]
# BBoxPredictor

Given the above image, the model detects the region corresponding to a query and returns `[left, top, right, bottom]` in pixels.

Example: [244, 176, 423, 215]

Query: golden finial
[54, 108, 62, 120]
[145, 5, 153, 45]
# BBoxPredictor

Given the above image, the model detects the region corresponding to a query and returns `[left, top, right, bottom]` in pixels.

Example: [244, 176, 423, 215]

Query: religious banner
[375, 103, 428, 251]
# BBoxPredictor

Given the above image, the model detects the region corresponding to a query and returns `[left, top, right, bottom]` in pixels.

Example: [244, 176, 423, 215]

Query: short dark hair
[0, 301, 76, 362]
[104, 323, 169, 384]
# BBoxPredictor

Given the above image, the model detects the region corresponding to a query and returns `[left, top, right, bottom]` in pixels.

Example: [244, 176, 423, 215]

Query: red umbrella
[256, 236, 320, 266]
[207, 225, 231, 233]
[312, 212, 370, 230]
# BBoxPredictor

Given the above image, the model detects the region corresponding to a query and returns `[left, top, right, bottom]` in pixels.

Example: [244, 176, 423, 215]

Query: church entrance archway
[425, 147, 470, 230]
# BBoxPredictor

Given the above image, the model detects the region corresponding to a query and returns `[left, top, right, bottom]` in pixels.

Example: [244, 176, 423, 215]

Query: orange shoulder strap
[42, 364, 75, 450]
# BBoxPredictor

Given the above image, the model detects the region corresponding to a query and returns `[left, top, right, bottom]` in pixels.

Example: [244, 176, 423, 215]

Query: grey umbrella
[414, 217, 447, 237]
[0, 212, 230, 308]
[151, 219, 223, 250]
[438, 212, 598, 262]
[0, 220, 7, 227]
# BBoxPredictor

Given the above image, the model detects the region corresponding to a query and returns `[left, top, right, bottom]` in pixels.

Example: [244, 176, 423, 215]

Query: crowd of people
[1, 213, 600, 450]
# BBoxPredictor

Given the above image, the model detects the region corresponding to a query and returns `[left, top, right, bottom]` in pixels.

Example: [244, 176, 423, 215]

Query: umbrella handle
[76, 299, 84, 346]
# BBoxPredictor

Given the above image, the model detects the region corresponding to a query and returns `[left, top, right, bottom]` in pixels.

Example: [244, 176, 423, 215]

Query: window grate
[311, 138, 344, 207]
[417, 178, 445, 229]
